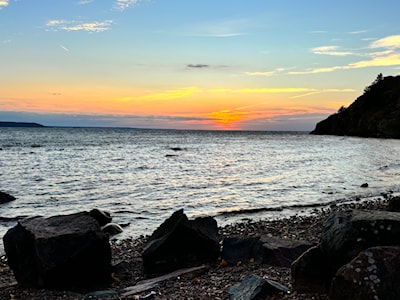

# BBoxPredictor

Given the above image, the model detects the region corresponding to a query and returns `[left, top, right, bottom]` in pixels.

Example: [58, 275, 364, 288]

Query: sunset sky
[1, 0, 400, 130]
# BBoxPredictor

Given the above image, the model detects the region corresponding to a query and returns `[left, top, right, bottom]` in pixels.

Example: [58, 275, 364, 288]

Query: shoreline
[0, 194, 391, 299]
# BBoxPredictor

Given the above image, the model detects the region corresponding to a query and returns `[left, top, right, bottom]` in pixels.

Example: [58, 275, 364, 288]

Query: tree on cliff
[311, 74, 400, 138]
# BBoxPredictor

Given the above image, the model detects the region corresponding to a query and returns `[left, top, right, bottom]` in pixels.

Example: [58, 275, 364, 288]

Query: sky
[1, 0, 400, 131]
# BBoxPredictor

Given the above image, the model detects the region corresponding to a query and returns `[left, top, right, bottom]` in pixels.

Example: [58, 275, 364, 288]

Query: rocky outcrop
[3, 212, 112, 288]
[311, 74, 400, 138]
[142, 209, 219, 274]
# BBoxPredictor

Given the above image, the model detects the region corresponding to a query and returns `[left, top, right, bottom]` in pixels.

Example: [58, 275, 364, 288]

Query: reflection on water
[0, 128, 400, 242]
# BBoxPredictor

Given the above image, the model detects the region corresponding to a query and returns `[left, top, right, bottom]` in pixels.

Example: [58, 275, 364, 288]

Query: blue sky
[1, 0, 400, 130]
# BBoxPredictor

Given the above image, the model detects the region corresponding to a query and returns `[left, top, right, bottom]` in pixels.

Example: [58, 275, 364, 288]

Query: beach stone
[320, 209, 400, 269]
[102, 223, 123, 236]
[228, 274, 289, 300]
[3, 212, 111, 288]
[221, 236, 263, 265]
[142, 209, 219, 274]
[329, 246, 400, 300]
[0, 191, 16, 204]
[386, 196, 400, 212]
[291, 245, 332, 293]
[260, 235, 313, 267]
[89, 208, 112, 226]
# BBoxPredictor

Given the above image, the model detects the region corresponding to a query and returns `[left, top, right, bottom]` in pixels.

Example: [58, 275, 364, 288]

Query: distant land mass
[311, 74, 400, 138]
[0, 122, 45, 128]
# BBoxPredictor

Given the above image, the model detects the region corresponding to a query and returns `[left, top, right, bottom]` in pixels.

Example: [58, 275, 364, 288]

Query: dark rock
[360, 183, 369, 188]
[386, 196, 400, 212]
[0, 191, 16, 204]
[102, 223, 123, 236]
[221, 236, 263, 265]
[311, 74, 400, 138]
[3, 212, 111, 288]
[84, 290, 118, 299]
[330, 246, 400, 300]
[260, 236, 313, 268]
[320, 209, 400, 269]
[228, 274, 289, 300]
[142, 209, 219, 274]
[291, 245, 332, 293]
[89, 208, 112, 226]
[170, 147, 183, 151]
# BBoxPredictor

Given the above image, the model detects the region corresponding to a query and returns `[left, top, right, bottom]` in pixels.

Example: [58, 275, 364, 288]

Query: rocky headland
[311, 74, 400, 138]
[0, 122, 45, 128]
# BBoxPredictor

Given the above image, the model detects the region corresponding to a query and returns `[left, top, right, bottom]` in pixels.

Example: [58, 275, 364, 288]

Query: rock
[222, 236, 313, 268]
[360, 183, 369, 188]
[227, 274, 289, 300]
[311, 74, 400, 138]
[89, 208, 112, 226]
[84, 289, 118, 299]
[259, 236, 313, 267]
[102, 223, 123, 236]
[320, 209, 400, 269]
[142, 209, 219, 274]
[291, 245, 332, 293]
[3, 212, 111, 288]
[0, 191, 16, 204]
[386, 196, 400, 212]
[329, 246, 400, 300]
[221, 236, 263, 265]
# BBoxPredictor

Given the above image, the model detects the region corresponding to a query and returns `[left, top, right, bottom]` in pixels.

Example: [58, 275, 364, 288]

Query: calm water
[1, 127, 400, 245]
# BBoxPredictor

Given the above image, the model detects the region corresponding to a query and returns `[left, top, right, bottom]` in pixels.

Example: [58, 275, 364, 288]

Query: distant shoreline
[0, 122, 45, 128]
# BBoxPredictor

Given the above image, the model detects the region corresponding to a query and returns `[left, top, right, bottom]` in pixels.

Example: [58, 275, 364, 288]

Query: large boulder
[259, 236, 313, 267]
[142, 209, 219, 274]
[330, 246, 400, 300]
[222, 236, 313, 267]
[320, 209, 400, 269]
[291, 245, 332, 293]
[3, 212, 111, 288]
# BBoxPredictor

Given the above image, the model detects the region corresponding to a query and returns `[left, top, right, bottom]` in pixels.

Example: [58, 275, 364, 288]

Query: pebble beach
[0, 196, 391, 300]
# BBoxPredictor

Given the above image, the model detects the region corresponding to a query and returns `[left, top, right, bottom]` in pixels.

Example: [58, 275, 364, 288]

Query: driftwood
[122, 265, 207, 297]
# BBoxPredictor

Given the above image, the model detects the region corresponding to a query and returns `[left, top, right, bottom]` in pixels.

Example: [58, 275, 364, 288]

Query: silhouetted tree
[364, 73, 384, 94]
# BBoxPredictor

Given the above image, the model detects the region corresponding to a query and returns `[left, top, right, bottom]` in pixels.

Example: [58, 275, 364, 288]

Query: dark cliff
[311, 74, 400, 138]
[0, 122, 45, 128]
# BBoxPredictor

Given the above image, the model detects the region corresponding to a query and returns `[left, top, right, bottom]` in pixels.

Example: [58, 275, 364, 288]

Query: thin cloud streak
[114, 0, 140, 11]
[46, 19, 113, 32]
[289, 34, 400, 75]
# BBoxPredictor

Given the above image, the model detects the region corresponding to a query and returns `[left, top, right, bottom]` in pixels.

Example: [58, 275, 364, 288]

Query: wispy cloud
[290, 34, 400, 74]
[59, 45, 70, 52]
[245, 67, 294, 77]
[0, 0, 8, 9]
[311, 45, 354, 56]
[369, 35, 400, 49]
[78, 0, 94, 4]
[46, 19, 113, 32]
[348, 30, 368, 35]
[114, 0, 140, 11]
[187, 64, 210, 69]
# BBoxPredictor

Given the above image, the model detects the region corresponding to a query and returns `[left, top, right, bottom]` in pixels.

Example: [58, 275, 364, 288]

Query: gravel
[0, 197, 389, 299]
